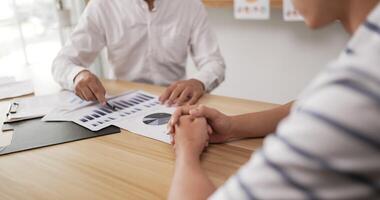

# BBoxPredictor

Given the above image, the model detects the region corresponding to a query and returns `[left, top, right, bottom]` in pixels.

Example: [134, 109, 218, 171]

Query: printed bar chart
[43, 90, 175, 143]
[72, 91, 159, 131]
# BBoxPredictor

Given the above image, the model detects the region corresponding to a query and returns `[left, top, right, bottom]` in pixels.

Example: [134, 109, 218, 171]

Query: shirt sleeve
[52, 0, 106, 90]
[188, 3, 226, 92]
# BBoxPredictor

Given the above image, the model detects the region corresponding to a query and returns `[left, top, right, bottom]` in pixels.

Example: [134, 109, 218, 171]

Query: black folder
[0, 118, 120, 155]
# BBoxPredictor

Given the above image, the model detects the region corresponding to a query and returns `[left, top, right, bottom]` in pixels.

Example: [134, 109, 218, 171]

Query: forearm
[169, 153, 216, 200]
[52, 56, 87, 90]
[230, 102, 293, 139]
[53, 4, 105, 90]
[190, 3, 225, 93]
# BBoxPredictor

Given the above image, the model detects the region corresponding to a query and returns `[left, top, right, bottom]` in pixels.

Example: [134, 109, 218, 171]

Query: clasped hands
[167, 105, 233, 159]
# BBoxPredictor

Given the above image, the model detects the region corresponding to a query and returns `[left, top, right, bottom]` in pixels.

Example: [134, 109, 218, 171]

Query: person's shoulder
[343, 3, 380, 67]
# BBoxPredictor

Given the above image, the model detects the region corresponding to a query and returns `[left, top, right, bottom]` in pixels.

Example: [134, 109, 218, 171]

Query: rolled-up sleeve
[52, 0, 106, 90]
[188, 4, 226, 92]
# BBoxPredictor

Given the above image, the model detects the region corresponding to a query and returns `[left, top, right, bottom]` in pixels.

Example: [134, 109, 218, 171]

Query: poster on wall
[234, 0, 270, 20]
[283, 0, 304, 21]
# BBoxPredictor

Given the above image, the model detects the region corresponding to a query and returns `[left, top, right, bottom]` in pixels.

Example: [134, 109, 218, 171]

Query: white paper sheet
[234, 0, 270, 20]
[0, 80, 34, 100]
[7, 91, 84, 122]
[41, 91, 94, 122]
[0, 131, 13, 148]
[69, 91, 168, 131]
[113, 105, 174, 144]
[0, 76, 16, 86]
[43, 90, 175, 143]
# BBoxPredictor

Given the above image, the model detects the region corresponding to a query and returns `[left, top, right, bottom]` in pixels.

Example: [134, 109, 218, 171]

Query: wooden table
[0, 80, 277, 200]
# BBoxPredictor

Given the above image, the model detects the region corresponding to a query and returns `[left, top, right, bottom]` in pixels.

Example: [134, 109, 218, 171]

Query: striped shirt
[210, 3, 380, 200]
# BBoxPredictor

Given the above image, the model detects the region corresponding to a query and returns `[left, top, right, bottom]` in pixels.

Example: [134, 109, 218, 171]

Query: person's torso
[209, 3, 380, 200]
[269, 3, 380, 199]
[94, 0, 200, 85]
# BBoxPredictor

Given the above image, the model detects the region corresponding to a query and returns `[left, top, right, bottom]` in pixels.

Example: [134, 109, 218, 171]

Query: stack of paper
[5, 89, 174, 144]
[6, 91, 86, 122]
[43, 90, 174, 143]
[0, 76, 34, 100]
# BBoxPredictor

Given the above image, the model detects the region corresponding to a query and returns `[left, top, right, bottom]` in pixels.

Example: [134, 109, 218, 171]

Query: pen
[106, 102, 117, 111]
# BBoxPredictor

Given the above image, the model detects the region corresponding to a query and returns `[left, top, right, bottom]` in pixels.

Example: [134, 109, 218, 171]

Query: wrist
[73, 70, 90, 83]
[176, 153, 201, 169]
[176, 147, 201, 162]
[228, 116, 243, 140]
[190, 79, 205, 92]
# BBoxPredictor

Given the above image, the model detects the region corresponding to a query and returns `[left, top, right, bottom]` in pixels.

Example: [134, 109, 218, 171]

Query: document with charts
[43, 90, 174, 143]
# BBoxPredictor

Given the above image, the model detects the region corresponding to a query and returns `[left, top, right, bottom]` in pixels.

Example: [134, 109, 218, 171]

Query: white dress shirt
[52, 0, 225, 92]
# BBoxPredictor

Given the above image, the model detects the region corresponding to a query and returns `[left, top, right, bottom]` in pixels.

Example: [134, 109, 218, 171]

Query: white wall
[187, 8, 350, 104]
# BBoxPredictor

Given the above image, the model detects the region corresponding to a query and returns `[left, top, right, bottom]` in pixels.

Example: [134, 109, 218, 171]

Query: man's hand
[169, 105, 234, 143]
[159, 79, 205, 107]
[173, 116, 209, 158]
[73, 70, 107, 105]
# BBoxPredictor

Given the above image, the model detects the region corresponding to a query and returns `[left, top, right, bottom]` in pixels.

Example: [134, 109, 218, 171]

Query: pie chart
[143, 113, 172, 126]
